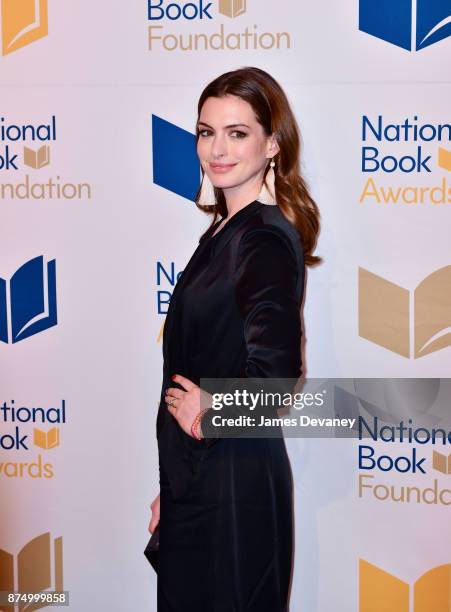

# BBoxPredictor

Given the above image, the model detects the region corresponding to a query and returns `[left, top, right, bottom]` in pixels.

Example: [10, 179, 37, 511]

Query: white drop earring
[198, 171, 216, 206]
[258, 158, 277, 205]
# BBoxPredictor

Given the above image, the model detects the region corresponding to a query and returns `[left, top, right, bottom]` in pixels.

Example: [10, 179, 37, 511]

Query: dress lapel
[162, 201, 263, 360]
[209, 200, 263, 261]
[162, 222, 217, 360]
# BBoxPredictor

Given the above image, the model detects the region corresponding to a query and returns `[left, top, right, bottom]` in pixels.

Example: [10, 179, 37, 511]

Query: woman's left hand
[165, 374, 205, 438]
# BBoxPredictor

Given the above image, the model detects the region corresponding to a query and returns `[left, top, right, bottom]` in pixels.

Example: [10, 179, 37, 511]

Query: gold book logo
[23, 145, 50, 169]
[1, 0, 48, 56]
[359, 266, 451, 359]
[0, 532, 63, 611]
[218, 0, 246, 18]
[360, 559, 451, 612]
[438, 147, 451, 172]
[33, 427, 59, 450]
[433, 450, 451, 475]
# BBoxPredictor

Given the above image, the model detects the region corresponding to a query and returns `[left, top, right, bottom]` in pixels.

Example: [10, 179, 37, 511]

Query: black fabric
[144, 524, 159, 572]
[156, 199, 305, 611]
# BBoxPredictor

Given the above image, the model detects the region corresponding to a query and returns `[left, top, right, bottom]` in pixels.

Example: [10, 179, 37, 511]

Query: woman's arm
[201, 225, 304, 444]
[235, 226, 303, 379]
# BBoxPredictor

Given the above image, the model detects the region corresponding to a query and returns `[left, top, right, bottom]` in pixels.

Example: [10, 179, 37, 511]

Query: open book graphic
[416, 0, 451, 51]
[0, 256, 57, 345]
[433, 450, 451, 475]
[359, 266, 451, 359]
[0, 533, 63, 611]
[23, 146, 50, 170]
[360, 559, 451, 611]
[218, 0, 246, 19]
[1, 0, 49, 56]
[359, 0, 451, 52]
[438, 147, 451, 171]
[33, 427, 59, 450]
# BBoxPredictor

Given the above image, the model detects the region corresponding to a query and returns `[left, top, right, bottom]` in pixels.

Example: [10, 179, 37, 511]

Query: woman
[149, 66, 321, 611]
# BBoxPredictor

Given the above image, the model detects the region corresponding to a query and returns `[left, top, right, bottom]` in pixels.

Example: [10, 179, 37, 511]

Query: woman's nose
[210, 134, 227, 158]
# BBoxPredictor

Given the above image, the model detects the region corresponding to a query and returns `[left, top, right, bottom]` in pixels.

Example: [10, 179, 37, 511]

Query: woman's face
[196, 94, 278, 199]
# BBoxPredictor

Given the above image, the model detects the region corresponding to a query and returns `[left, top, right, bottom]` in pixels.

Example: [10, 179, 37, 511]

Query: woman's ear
[266, 134, 280, 158]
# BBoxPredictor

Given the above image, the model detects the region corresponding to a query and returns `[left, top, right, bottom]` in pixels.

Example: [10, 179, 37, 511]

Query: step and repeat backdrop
[0, 0, 450, 610]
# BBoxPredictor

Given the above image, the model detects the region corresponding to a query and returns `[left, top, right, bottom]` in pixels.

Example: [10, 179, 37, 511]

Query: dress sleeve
[201, 226, 304, 446]
[233, 226, 303, 379]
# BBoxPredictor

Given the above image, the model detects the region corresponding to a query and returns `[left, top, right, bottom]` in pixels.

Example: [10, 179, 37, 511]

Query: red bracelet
[191, 408, 210, 440]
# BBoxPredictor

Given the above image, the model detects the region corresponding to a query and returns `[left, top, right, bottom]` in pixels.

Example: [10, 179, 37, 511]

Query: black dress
[156, 199, 305, 612]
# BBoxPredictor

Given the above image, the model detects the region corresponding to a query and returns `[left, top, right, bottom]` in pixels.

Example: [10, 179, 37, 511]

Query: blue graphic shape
[0, 278, 7, 343]
[417, 0, 451, 50]
[359, 0, 451, 51]
[152, 115, 200, 201]
[359, 0, 412, 51]
[0, 256, 58, 344]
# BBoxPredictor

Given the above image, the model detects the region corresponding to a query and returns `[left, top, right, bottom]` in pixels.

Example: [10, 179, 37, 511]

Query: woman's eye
[231, 131, 247, 139]
[197, 129, 211, 137]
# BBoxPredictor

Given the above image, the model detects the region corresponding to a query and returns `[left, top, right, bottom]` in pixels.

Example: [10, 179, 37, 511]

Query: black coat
[155, 199, 305, 611]
[157, 199, 305, 499]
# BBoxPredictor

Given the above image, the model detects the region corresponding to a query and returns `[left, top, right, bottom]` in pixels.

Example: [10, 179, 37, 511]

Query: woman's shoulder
[238, 203, 304, 261]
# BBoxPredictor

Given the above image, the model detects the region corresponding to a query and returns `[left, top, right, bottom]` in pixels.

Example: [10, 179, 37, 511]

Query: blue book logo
[152, 115, 200, 201]
[0, 256, 57, 344]
[359, 0, 451, 51]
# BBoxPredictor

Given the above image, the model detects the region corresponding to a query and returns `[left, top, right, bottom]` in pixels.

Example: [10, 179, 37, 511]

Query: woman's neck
[224, 182, 261, 218]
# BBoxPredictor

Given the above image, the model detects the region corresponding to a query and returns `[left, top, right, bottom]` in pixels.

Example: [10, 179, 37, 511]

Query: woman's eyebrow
[196, 121, 250, 129]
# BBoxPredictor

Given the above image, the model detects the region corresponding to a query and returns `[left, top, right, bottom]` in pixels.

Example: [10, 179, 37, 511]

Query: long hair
[195, 66, 321, 267]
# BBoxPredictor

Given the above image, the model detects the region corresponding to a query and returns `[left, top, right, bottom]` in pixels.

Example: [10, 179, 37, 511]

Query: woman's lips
[209, 163, 237, 174]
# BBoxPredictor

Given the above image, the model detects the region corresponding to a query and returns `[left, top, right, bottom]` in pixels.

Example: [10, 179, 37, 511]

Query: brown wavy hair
[195, 66, 321, 267]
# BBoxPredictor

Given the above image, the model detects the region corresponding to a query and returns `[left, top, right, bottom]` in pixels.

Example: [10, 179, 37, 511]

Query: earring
[198, 171, 216, 206]
[258, 158, 277, 205]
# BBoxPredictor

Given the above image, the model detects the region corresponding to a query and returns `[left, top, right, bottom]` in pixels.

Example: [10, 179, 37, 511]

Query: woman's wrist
[191, 407, 210, 440]
[198, 408, 209, 439]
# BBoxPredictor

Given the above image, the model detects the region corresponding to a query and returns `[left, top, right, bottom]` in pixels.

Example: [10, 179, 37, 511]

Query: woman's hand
[148, 493, 160, 534]
[165, 374, 211, 439]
